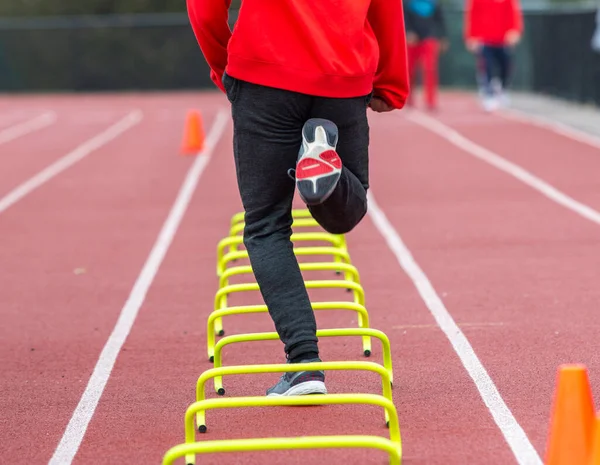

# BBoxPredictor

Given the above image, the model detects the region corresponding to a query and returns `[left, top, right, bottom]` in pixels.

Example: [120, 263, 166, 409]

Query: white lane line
[48, 108, 230, 465]
[407, 110, 600, 226]
[367, 192, 543, 465]
[498, 108, 600, 151]
[0, 110, 143, 215]
[0, 112, 57, 146]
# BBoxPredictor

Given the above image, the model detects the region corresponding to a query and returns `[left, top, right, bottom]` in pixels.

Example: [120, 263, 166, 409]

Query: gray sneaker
[266, 358, 327, 397]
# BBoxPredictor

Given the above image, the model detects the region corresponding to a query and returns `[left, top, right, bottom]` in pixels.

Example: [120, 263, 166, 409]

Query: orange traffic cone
[589, 415, 600, 465]
[181, 110, 205, 155]
[545, 364, 596, 465]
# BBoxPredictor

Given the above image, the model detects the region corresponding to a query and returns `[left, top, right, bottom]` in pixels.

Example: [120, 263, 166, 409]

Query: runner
[187, 0, 409, 396]
[464, 0, 524, 111]
[404, 0, 449, 111]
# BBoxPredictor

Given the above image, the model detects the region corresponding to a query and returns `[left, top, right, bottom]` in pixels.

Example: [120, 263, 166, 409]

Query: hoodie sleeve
[464, 0, 477, 40]
[187, 0, 233, 92]
[367, 0, 410, 109]
[509, 0, 524, 34]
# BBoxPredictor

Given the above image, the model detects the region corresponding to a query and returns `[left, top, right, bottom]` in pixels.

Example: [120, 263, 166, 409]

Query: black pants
[480, 45, 512, 94]
[223, 74, 371, 360]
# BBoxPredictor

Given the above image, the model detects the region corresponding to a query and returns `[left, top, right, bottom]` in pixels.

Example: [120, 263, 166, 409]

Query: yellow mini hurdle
[211, 278, 367, 339]
[218, 245, 352, 277]
[230, 208, 314, 227]
[218, 261, 361, 288]
[220, 210, 351, 277]
[227, 209, 347, 255]
[213, 260, 362, 337]
[230, 217, 337, 238]
[174, 393, 401, 465]
[211, 328, 394, 395]
[163, 435, 402, 465]
[195, 362, 395, 431]
[229, 217, 322, 236]
[228, 217, 347, 251]
[217, 232, 347, 270]
[215, 280, 365, 310]
[206, 301, 373, 361]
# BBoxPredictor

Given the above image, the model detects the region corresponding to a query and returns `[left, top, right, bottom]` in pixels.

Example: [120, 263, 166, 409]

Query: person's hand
[369, 97, 394, 113]
[466, 38, 481, 53]
[505, 29, 521, 47]
[440, 39, 450, 53]
[406, 32, 418, 45]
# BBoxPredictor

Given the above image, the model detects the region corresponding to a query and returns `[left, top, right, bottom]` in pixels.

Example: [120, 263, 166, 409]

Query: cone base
[545, 364, 596, 465]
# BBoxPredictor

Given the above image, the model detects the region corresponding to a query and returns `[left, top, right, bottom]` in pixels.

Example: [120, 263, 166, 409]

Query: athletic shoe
[498, 91, 511, 108]
[491, 77, 502, 95]
[482, 95, 499, 112]
[295, 118, 342, 206]
[266, 358, 327, 397]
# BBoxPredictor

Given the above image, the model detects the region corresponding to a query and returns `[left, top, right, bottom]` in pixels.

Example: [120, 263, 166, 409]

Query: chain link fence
[438, 5, 600, 105]
[0, 7, 598, 105]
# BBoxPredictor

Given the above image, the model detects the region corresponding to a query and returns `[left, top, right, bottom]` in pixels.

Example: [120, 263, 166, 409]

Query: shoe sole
[267, 380, 327, 397]
[482, 98, 499, 113]
[296, 118, 342, 206]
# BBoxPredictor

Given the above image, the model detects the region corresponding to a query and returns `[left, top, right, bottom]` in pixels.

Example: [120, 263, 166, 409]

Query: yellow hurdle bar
[182, 393, 401, 465]
[212, 279, 367, 338]
[164, 435, 401, 465]
[230, 217, 323, 237]
[218, 246, 351, 277]
[192, 393, 399, 435]
[206, 302, 372, 360]
[215, 280, 364, 309]
[227, 218, 348, 254]
[218, 262, 361, 288]
[230, 209, 313, 227]
[216, 233, 347, 275]
[195, 363, 395, 433]
[212, 328, 394, 394]
[213, 267, 362, 338]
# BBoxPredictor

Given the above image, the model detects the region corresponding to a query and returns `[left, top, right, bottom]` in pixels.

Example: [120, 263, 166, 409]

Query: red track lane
[0, 94, 220, 463]
[6, 92, 600, 465]
[0, 100, 52, 128]
[73, 99, 513, 465]
[0, 115, 23, 129]
[432, 92, 600, 211]
[0, 92, 189, 198]
[369, 103, 600, 458]
[0, 111, 128, 199]
[0, 112, 44, 130]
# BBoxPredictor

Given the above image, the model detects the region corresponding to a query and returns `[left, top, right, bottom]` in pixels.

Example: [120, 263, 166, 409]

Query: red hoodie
[187, 0, 409, 109]
[465, 0, 523, 46]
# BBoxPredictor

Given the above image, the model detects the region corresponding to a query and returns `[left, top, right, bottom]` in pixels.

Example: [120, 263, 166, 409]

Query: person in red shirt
[404, 0, 449, 111]
[464, 0, 523, 111]
[187, 0, 409, 396]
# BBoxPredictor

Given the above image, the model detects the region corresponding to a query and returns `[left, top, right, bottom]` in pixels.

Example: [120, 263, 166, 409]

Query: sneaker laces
[287, 168, 296, 181]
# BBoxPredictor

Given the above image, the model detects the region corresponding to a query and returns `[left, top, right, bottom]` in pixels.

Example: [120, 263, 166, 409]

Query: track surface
[1, 91, 599, 465]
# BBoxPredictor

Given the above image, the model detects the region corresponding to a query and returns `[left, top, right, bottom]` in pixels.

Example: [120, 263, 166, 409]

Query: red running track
[1, 91, 599, 465]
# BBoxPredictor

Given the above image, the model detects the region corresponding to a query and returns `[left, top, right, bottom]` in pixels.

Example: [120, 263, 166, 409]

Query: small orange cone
[589, 415, 600, 465]
[181, 110, 205, 155]
[545, 364, 596, 465]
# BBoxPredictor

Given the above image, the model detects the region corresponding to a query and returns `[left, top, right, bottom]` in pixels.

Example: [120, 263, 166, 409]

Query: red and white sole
[296, 125, 342, 204]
